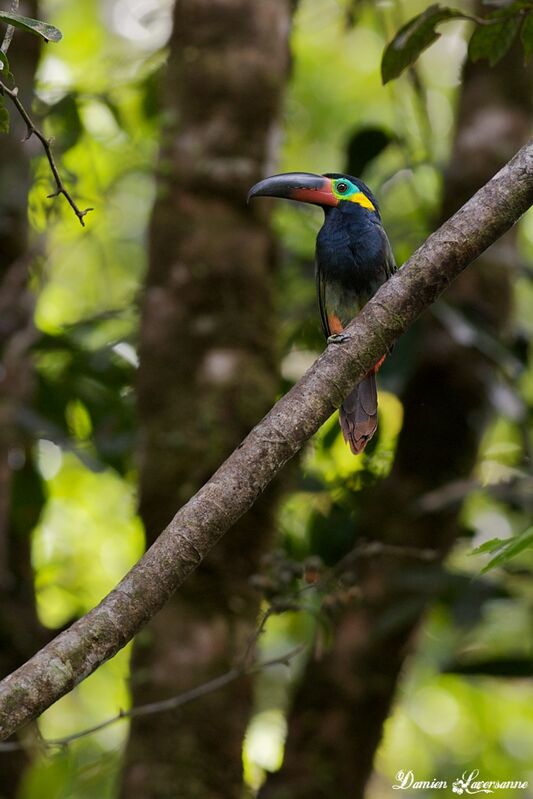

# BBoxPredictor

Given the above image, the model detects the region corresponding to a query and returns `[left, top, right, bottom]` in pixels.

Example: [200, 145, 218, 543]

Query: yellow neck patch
[350, 191, 375, 211]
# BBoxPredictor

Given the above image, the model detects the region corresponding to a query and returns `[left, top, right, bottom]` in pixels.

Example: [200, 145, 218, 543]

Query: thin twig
[0, 80, 93, 226]
[344, 540, 439, 563]
[470, 8, 533, 26]
[0, 644, 304, 753]
[240, 605, 275, 668]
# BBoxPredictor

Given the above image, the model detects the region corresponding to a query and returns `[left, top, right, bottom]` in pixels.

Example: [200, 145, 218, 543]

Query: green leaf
[0, 49, 9, 73]
[521, 12, 533, 61]
[468, 11, 521, 66]
[381, 4, 466, 84]
[0, 49, 14, 83]
[481, 527, 533, 573]
[470, 537, 508, 555]
[0, 95, 9, 133]
[49, 94, 82, 152]
[0, 11, 62, 43]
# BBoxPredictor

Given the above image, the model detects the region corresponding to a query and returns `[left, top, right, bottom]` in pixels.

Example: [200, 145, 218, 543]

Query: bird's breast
[316, 220, 383, 297]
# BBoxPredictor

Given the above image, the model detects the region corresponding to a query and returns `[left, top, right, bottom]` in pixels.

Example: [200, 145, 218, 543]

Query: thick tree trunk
[260, 43, 533, 799]
[0, 4, 44, 796]
[120, 2, 293, 797]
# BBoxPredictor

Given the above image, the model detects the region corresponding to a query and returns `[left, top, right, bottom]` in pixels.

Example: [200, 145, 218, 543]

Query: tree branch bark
[0, 139, 531, 740]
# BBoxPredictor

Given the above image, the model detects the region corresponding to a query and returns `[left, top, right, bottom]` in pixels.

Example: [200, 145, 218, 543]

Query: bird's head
[247, 172, 379, 215]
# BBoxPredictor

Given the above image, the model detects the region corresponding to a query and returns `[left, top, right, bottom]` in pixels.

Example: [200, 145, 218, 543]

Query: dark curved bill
[247, 172, 337, 206]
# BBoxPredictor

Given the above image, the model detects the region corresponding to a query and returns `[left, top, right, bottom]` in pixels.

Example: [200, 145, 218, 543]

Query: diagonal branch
[0, 140, 531, 741]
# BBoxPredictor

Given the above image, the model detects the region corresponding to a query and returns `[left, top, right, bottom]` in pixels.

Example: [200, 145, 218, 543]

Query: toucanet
[248, 172, 396, 454]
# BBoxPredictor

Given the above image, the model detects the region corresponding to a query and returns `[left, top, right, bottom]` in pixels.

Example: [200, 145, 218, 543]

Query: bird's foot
[327, 332, 350, 345]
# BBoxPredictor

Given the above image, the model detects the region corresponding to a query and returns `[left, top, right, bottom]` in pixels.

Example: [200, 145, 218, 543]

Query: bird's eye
[336, 181, 349, 194]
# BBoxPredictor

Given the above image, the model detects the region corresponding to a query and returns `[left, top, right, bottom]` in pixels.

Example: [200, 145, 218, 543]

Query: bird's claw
[327, 333, 350, 345]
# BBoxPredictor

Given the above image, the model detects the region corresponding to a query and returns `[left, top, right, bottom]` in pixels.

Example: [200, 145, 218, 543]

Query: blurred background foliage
[1, 0, 533, 796]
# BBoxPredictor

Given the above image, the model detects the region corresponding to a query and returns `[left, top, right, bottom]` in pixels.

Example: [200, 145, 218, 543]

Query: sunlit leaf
[66, 399, 93, 441]
[470, 537, 508, 555]
[0, 11, 62, 43]
[0, 48, 10, 76]
[468, 11, 521, 65]
[381, 4, 466, 84]
[481, 527, 533, 572]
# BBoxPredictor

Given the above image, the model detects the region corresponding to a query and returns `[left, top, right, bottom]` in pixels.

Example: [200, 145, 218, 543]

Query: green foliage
[0, 10, 62, 42]
[468, 9, 521, 66]
[43, 94, 83, 152]
[33, 454, 143, 628]
[471, 527, 533, 573]
[381, 4, 465, 83]
[375, 611, 533, 793]
[2, 1, 163, 792]
[0, 47, 11, 78]
[20, 743, 123, 799]
[33, 325, 137, 473]
[382, 2, 533, 82]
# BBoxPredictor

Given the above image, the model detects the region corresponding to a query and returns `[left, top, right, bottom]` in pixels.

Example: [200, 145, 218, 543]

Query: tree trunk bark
[260, 41, 533, 799]
[0, 3, 44, 796]
[120, 2, 293, 797]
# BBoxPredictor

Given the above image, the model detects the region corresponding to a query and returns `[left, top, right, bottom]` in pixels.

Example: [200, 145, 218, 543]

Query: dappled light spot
[37, 439, 63, 481]
[243, 709, 287, 788]
[409, 686, 460, 736]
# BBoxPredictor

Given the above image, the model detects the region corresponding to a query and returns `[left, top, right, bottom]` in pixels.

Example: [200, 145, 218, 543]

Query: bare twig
[0, 644, 303, 753]
[0, 80, 93, 226]
[240, 605, 275, 668]
[334, 541, 439, 577]
[0, 140, 531, 741]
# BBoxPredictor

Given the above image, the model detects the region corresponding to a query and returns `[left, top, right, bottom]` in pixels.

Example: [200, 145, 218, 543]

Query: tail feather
[339, 374, 378, 455]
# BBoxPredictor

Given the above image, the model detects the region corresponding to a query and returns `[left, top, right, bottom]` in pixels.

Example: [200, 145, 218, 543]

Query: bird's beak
[247, 172, 338, 207]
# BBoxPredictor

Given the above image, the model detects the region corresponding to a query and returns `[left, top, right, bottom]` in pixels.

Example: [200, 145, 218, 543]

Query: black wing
[382, 228, 397, 280]
[316, 263, 331, 338]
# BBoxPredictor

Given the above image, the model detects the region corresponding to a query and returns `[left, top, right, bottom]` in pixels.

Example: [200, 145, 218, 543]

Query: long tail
[339, 373, 378, 455]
